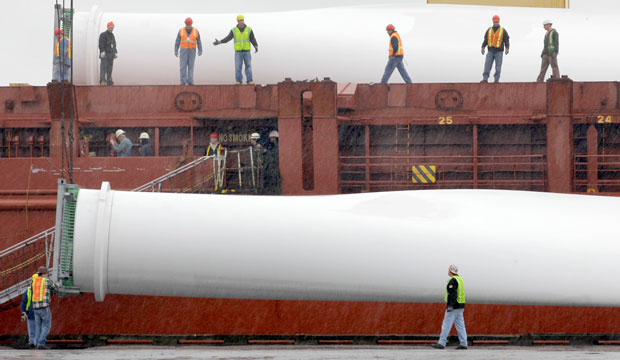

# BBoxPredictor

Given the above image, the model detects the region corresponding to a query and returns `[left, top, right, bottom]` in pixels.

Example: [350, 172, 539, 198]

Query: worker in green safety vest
[432, 264, 468, 350]
[213, 14, 259, 85]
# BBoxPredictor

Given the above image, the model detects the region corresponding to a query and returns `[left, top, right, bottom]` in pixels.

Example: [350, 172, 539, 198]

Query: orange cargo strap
[487, 27, 504, 48]
[32, 277, 46, 302]
[389, 32, 404, 56]
[180, 27, 198, 49]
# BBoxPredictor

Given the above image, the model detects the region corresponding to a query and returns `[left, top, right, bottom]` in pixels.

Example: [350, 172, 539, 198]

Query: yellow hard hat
[237, 14, 244, 21]
[32, 274, 39, 281]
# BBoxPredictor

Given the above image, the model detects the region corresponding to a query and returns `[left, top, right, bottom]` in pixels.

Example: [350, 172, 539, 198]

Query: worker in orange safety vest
[481, 15, 510, 83]
[174, 17, 203, 85]
[53, 28, 71, 82]
[380, 24, 412, 84]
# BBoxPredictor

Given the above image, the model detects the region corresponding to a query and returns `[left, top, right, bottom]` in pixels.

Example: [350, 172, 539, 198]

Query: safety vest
[32, 277, 47, 303]
[26, 287, 33, 311]
[444, 275, 466, 304]
[487, 27, 504, 48]
[389, 32, 404, 56]
[55, 37, 72, 58]
[546, 29, 557, 54]
[179, 27, 199, 49]
[206, 143, 223, 156]
[233, 26, 252, 51]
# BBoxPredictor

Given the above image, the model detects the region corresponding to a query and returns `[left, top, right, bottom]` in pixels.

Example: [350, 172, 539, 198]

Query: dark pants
[537, 54, 560, 82]
[100, 57, 114, 85]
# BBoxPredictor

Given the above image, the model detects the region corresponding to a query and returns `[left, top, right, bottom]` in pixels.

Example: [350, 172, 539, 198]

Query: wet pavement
[2, 345, 620, 359]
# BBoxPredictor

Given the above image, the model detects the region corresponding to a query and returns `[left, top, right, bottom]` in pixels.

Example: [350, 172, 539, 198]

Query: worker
[432, 265, 468, 350]
[20, 274, 39, 348]
[53, 28, 72, 82]
[138, 132, 153, 157]
[205, 132, 224, 157]
[174, 17, 203, 85]
[109, 129, 133, 157]
[262, 130, 281, 195]
[380, 24, 412, 84]
[536, 20, 560, 82]
[31, 266, 58, 350]
[99, 21, 118, 86]
[250, 132, 263, 191]
[213, 15, 259, 85]
[481, 15, 510, 83]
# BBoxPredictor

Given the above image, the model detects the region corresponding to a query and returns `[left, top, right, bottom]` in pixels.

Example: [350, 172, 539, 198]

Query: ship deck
[2, 345, 620, 360]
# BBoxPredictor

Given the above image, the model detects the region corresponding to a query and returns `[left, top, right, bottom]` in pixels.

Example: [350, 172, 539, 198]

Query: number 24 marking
[597, 115, 613, 124]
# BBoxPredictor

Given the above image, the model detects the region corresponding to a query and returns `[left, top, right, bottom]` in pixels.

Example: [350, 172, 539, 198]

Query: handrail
[132, 155, 214, 192]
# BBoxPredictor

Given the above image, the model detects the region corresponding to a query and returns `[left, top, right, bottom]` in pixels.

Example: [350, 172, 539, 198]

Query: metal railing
[0, 228, 55, 310]
[340, 154, 547, 193]
[574, 154, 620, 193]
[132, 155, 215, 193]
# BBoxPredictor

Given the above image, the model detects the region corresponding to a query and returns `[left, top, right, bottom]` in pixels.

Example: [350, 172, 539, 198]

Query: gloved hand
[198, 51, 202, 56]
[505, 48, 509, 55]
[254, 46, 258, 53]
[21, 312, 27, 322]
[175, 52, 178, 58]
[114, 53, 118, 59]
[100, 52, 105, 59]
[481, 47, 485, 55]
[213, 39, 220, 46]
[447, 306, 454, 312]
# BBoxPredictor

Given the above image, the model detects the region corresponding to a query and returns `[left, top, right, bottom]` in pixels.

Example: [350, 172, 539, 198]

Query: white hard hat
[269, 130, 279, 138]
[449, 264, 459, 275]
[250, 132, 260, 140]
[139, 132, 149, 140]
[542, 19, 552, 25]
[115, 129, 125, 138]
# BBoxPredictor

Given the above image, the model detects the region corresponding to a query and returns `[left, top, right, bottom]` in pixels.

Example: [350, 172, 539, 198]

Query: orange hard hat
[185, 17, 193, 25]
[107, 21, 115, 27]
[210, 132, 219, 138]
[54, 28, 63, 36]
[386, 24, 395, 31]
[492, 15, 500, 22]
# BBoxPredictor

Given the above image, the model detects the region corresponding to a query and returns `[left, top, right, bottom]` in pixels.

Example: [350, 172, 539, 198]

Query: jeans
[381, 56, 412, 84]
[235, 50, 253, 83]
[27, 318, 36, 345]
[179, 48, 197, 85]
[53, 63, 71, 81]
[34, 307, 52, 346]
[482, 50, 503, 81]
[100, 57, 115, 85]
[438, 308, 467, 346]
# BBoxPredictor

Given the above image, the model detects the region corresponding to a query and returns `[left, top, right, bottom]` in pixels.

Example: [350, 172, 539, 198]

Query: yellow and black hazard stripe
[411, 165, 436, 184]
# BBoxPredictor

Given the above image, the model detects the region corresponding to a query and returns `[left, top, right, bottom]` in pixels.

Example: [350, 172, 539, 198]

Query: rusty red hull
[2, 80, 620, 336]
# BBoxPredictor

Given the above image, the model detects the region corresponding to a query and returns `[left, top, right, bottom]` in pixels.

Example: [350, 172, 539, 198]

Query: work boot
[494, 79, 500, 83]
[235, 81, 241, 85]
[248, 81, 255, 85]
[36, 345, 50, 350]
[100, 80, 106, 85]
[456, 345, 468, 349]
[431, 343, 445, 349]
[480, 79, 488, 83]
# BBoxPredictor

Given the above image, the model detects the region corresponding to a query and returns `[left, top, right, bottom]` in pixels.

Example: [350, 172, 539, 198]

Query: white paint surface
[72, 182, 620, 306]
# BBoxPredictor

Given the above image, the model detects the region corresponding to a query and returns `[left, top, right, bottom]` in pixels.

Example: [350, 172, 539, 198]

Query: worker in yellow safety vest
[53, 28, 72, 82]
[205, 132, 225, 157]
[380, 24, 412, 84]
[30, 266, 58, 350]
[432, 264, 468, 350]
[20, 274, 39, 348]
[481, 15, 510, 83]
[174, 17, 203, 85]
[213, 15, 259, 85]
